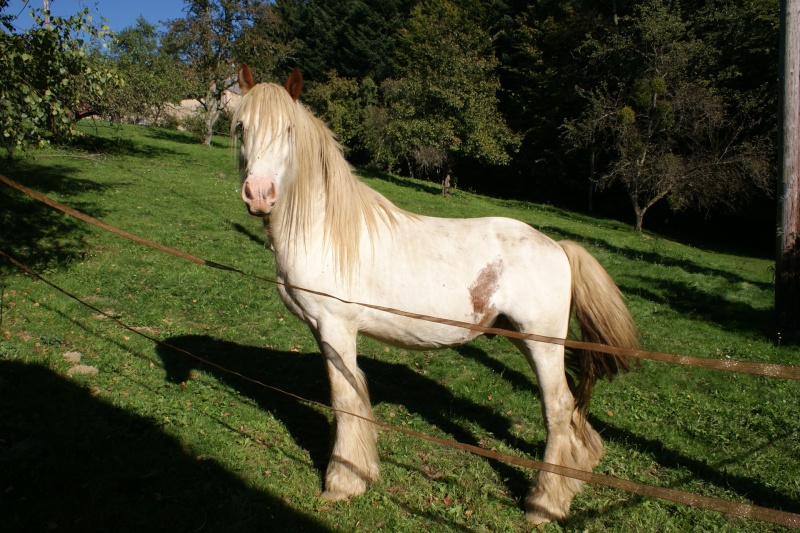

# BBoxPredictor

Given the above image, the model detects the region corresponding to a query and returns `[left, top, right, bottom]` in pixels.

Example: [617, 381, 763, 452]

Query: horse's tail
[559, 240, 639, 413]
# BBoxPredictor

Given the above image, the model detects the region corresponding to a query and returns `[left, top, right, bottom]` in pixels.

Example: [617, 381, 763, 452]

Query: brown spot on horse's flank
[469, 260, 504, 324]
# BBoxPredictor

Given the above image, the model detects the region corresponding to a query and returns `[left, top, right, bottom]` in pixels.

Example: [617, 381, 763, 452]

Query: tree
[107, 17, 188, 125]
[272, 0, 411, 83]
[233, 1, 294, 83]
[0, 5, 121, 159]
[565, 2, 771, 231]
[303, 71, 379, 161]
[162, 0, 259, 146]
[372, 0, 519, 186]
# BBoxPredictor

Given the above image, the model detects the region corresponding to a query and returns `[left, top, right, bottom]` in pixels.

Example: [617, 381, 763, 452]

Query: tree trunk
[202, 82, 222, 147]
[632, 196, 645, 232]
[777, 0, 800, 333]
[203, 111, 217, 146]
[634, 210, 644, 233]
[587, 146, 596, 213]
[43, 0, 50, 29]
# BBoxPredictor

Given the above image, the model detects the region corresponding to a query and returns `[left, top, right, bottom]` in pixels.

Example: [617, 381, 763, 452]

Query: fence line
[1, 173, 798, 381]
[2, 249, 798, 529]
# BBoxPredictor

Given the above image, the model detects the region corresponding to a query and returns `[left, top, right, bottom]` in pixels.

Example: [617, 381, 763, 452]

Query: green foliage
[272, 0, 411, 82]
[106, 16, 189, 125]
[373, 0, 519, 177]
[562, 1, 772, 231]
[689, 0, 780, 139]
[182, 110, 211, 141]
[303, 71, 379, 159]
[0, 8, 121, 159]
[1, 0, 780, 229]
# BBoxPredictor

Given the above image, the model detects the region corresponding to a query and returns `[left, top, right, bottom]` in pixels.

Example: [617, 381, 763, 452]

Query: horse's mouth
[246, 206, 271, 217]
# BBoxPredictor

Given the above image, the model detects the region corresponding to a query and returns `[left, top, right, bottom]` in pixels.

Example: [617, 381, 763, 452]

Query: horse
[231, 64, 640, 524]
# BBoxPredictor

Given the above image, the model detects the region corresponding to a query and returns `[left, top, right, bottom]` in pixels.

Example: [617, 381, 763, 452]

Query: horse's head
[234, 64, 303, 217]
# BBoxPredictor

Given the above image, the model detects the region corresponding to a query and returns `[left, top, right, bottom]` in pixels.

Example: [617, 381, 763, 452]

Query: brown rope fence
[2, 174, 800, 528]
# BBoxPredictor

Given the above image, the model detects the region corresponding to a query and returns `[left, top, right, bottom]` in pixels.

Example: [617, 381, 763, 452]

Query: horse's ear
[238, 64, 255, 95]
[284, 67, 303, 101]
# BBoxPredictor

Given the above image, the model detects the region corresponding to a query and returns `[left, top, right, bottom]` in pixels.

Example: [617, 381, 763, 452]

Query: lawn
[0, 122, 797, 532]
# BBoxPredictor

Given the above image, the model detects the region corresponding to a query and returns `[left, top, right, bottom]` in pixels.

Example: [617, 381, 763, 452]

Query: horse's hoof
[525, 500, 566, 524]
[525, 511, 553, 525]
[320, 489, 351, 501]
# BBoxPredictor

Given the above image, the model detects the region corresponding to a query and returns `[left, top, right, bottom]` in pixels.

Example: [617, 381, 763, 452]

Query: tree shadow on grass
[0, 164, 114, 272]
[155, 335, 543, 512]
[72, 124, 187, 159]
[552, 227, 773, 291]
[146, 127, 205, 147]
[357, 166, 442, 196]
[0, 360, 331, 533]
[622, 275, 776, 340]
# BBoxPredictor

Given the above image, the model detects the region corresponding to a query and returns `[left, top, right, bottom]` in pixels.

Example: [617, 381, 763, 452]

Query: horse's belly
[360, 314, 484, 350]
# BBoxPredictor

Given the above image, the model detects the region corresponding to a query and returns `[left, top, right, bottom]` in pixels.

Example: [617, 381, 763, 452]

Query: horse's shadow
[156, 335, 543, 502]
[155, 335, 800, 521]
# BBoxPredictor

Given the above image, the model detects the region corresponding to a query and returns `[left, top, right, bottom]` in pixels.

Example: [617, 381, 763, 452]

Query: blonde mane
[232, 82, 409, 280]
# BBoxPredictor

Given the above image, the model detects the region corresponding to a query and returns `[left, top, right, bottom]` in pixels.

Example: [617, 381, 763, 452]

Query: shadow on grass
[456, 344, 540, 397]
[357, 166, 442, 196]
[154, 335, 800, 525]
[146, 127, 204, 146]
[558, 415, 800, 529]
[553, 227, 772, 290]
[0, 164, 113, 271]
[155, 335, 542, 512]
[624, 275, 776, 340]
[548, 228, 783, 341]
[0, 360, 331, 533]
[73, 124, 185, 159]
[231, 221, 267, 248]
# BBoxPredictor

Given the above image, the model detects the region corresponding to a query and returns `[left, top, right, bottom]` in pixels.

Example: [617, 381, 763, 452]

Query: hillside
[0, 123, 797, 532]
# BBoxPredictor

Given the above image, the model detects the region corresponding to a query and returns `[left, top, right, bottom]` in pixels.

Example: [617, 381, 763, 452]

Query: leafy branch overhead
[0, 7, 121, 159]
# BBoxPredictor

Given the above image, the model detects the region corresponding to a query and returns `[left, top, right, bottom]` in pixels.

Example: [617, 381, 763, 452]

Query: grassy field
[1, 122, 798, 532]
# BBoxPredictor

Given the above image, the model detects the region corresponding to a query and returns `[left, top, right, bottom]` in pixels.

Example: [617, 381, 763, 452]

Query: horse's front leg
[314, 325, 379, 500]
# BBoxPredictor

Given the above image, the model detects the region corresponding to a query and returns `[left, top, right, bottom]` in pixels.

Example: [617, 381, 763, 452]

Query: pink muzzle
[241, 175, 277, 216]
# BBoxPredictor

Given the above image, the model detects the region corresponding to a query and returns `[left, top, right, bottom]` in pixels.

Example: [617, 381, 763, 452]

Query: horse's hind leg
[314, 325, 379, 500]
[513, 338, 603, 523]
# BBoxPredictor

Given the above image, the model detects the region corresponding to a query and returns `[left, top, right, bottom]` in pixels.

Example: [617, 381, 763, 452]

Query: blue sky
[6, 0, 188, 32]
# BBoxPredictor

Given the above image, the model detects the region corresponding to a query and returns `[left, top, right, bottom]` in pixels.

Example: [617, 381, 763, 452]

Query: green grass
[1, 122, 798, 532]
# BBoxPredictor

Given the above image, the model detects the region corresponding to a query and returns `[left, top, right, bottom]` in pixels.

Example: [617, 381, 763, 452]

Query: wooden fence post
[777, 0, 800, 335]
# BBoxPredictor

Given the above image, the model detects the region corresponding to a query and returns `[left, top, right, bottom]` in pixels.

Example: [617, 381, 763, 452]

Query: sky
[6, 0, 188, 32]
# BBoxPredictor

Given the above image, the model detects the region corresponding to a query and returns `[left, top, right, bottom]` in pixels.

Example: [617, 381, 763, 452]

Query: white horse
[232, 64, 639, 524]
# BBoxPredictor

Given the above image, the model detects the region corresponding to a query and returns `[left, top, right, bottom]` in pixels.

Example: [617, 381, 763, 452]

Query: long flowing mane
[232, 82, 410, 280]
